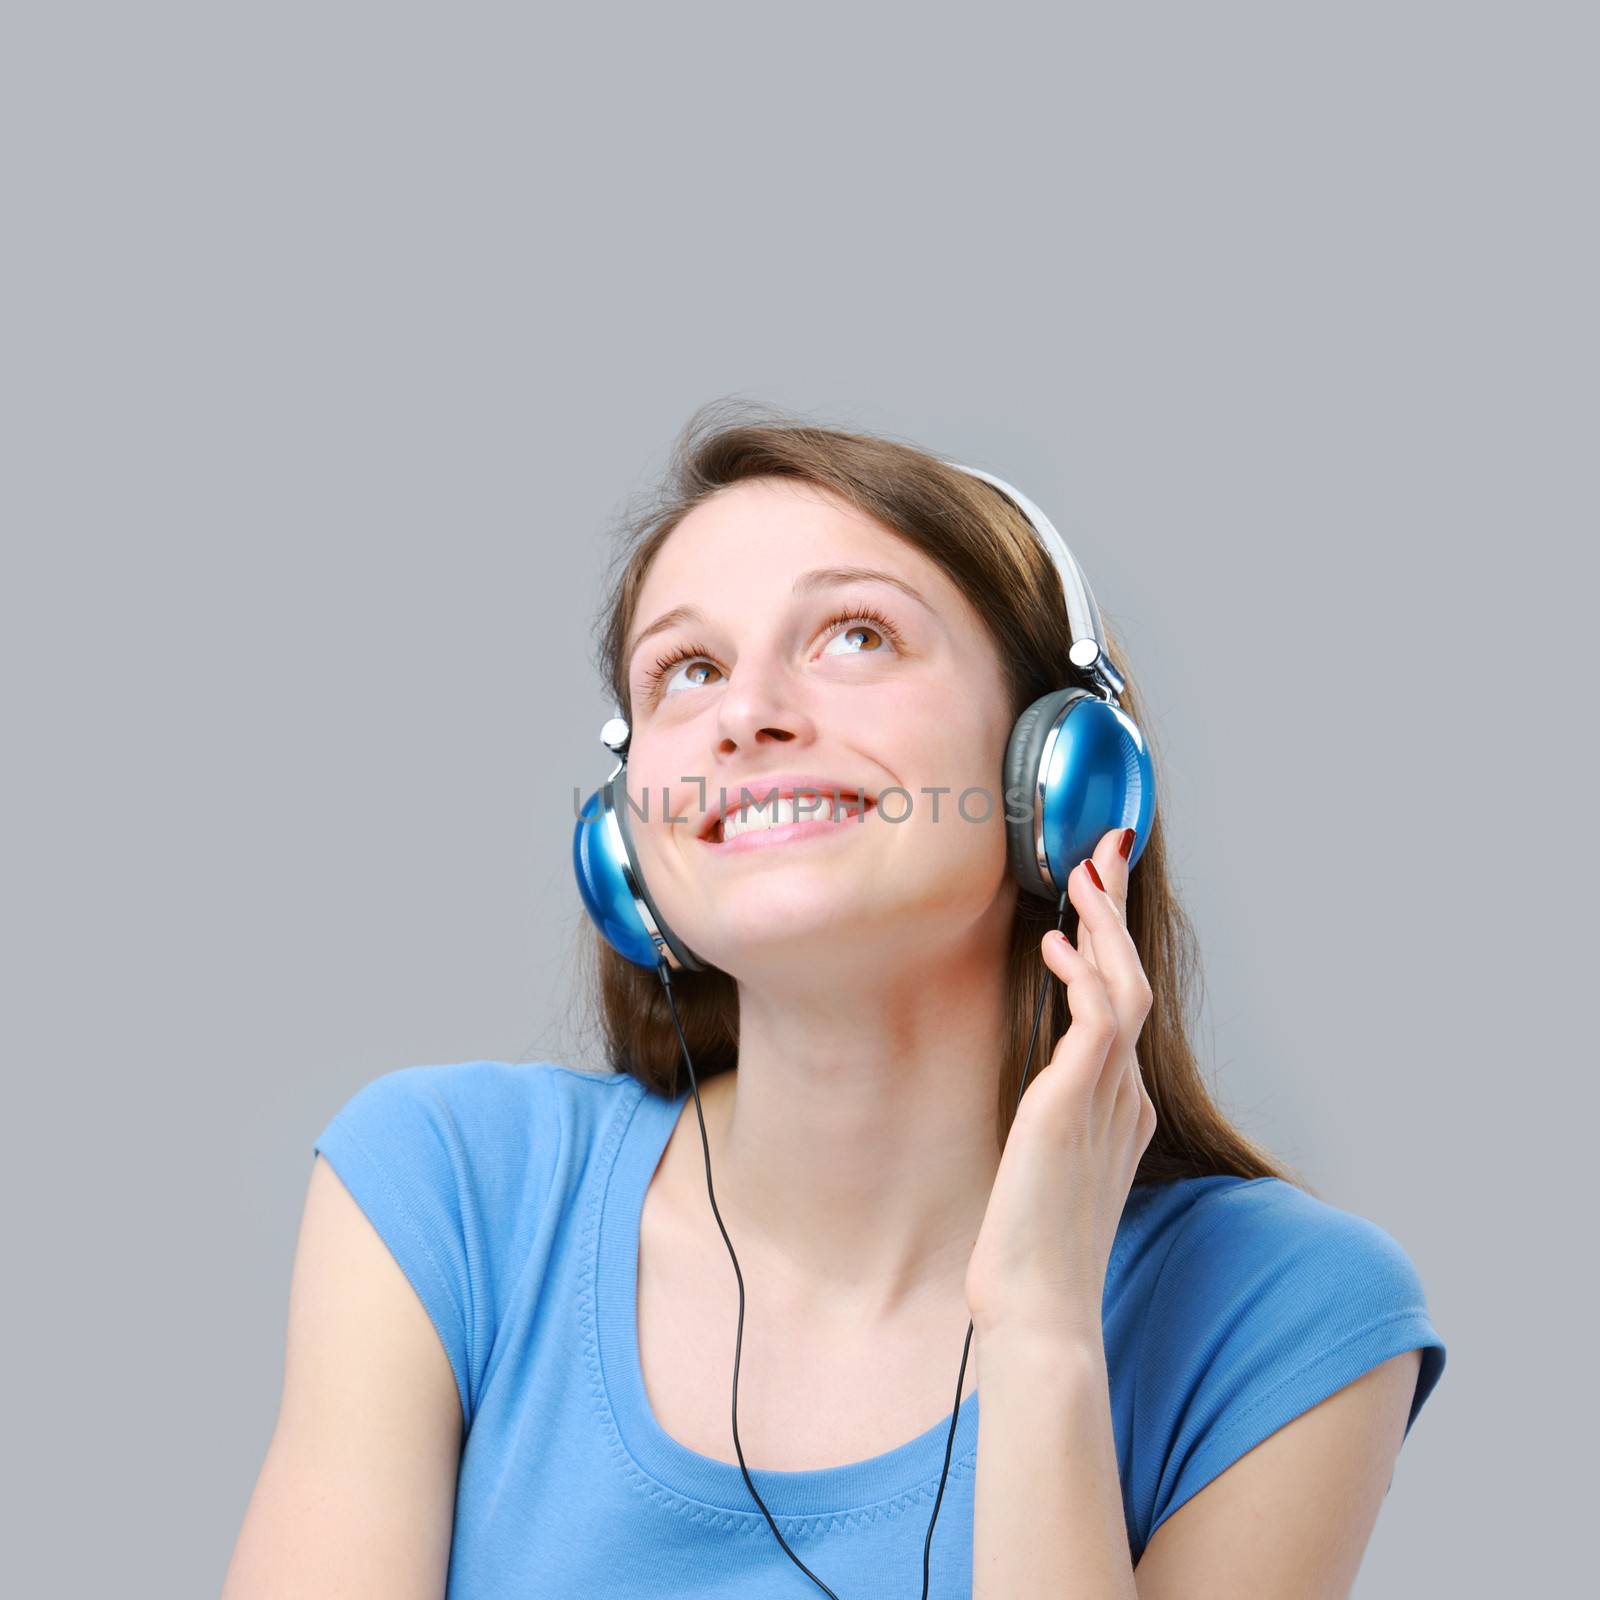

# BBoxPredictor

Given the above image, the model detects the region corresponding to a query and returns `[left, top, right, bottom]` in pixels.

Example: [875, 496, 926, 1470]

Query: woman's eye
[659, 658, 725, 699]
[819, 621, 889, 657]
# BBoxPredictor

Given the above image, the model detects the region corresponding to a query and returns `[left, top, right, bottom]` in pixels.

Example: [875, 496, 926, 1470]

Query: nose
[711, 647, 816, 755]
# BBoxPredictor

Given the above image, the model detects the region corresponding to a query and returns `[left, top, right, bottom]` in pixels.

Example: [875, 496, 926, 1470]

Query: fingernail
[1084, 858, 1105, 891]
[1119, 828, 1135, 860]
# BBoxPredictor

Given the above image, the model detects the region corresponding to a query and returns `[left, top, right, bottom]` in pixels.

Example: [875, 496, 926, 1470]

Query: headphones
[568, 462, 1155, 1598]
[573, 461, 1156, 972]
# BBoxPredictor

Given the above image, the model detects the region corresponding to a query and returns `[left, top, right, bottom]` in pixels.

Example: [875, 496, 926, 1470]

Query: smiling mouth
[705, 793, 877, 845]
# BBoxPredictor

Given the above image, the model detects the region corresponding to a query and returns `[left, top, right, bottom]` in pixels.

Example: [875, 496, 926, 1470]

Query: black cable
[654, 886, 1072, 1598]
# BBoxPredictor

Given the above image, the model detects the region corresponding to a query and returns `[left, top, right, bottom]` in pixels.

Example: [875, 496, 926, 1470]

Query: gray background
[4, 3, 1591, 1595]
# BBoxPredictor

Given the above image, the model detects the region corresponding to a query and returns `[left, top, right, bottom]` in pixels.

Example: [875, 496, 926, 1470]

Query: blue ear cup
[1003, 684, 1155, 903]
[573, 729, 707, 973]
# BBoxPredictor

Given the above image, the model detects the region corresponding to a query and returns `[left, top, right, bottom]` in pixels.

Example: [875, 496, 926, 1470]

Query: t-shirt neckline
[588, 1075, 981, 1521]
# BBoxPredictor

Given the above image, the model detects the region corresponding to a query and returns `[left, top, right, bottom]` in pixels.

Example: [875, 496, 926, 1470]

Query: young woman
[223, 410, 1446, 1598]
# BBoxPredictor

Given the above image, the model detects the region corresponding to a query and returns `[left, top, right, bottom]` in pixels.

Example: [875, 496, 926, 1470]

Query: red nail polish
[1084, 858, 1105, 891]
[1119, 828, 1135, 860]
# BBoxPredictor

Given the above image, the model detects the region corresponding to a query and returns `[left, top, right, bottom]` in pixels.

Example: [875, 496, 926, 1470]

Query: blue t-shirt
[311, 1060, 1446, 1593]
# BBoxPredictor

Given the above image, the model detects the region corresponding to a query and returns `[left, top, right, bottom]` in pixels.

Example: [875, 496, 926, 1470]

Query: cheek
[890, 740, 1009, 855]
[924, 698, 1013, 848]
[621, 751, 702, 849]
[925, 701, 1010, 793]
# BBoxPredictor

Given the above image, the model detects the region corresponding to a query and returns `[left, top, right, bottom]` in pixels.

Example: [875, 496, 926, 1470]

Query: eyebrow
[625, 565, 934, 663]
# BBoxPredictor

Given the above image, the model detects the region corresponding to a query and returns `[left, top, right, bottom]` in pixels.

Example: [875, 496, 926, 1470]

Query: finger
[1037, 925, 1118, 1095]
[1066, 855, 1153, 1035]
[1092, 825, 1134, 924]
[1075, 904, 1096, 968]
[1042, 927, 1140, 1140]
[1073, 826, 1135, 966]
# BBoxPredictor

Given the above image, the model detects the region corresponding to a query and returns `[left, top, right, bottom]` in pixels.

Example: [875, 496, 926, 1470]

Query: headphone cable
[654, 886, 1070, 1598]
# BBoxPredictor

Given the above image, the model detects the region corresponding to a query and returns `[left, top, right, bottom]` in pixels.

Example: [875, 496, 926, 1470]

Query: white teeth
[719, 795, 855, 842]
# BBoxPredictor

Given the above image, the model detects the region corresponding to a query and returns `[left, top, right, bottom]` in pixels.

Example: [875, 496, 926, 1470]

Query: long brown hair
[577, 398, 1308, 1193]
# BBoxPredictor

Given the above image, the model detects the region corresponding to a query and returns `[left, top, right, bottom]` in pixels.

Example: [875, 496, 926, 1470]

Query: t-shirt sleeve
[1132, 1178, 1446, 1558]
[311, 1059, 562, 1431]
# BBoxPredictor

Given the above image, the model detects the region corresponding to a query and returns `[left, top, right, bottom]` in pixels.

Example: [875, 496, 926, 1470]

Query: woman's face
[620, 476, 1017, 979]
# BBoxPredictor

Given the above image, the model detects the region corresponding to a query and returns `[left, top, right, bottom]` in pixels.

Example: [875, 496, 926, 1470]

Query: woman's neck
[665, 925, 1013, 1322]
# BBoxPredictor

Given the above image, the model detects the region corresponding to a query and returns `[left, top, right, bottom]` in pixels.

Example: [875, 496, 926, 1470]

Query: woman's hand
[964, 825, 1158, 1347]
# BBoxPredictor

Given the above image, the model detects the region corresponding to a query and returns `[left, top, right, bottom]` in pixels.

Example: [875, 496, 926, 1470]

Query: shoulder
[309, 1059, 641, 1426]
[1150, 1177, 1436, 1328]
[313, 1058, 647, 1251]
[318, 1058, 632, 1154]
[1158, 1174, 1411, 1259]
[1134, 1174, 1446, 1443]
[1122, 1175, 1447, 1563]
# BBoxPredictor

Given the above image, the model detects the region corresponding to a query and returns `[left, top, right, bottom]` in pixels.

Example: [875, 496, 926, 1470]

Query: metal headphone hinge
[1069, 638, 1126, 703]
[599, 713, 630, 781]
